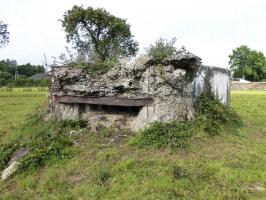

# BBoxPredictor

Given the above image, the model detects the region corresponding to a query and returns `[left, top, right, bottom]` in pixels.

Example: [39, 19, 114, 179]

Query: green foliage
[0, 111, 88, 173]
[0, 71, 12, 85]
[0, 59, 47, 86]
[132, 121, 200, 149]
[0, 143, 18, 170]
[59, 47, 119, 75]
[0, 21, 9, 48]
[133, 82, 243, 148]
[0, 71, 12, 79]
[1, 91, 266, 199]
[93, 166, 112, 185]
[61, 5, 138, 64]
[82, 59, 116, 76]
[5, 78, 49, 87]
[0, 60, 45, 77]
[17, 63, 45, 77]
[229, 45, 266, 81]
[0, 59, 17, 73]
[146, 37, 178, 62]
[60, 118, 88, 130]
[0, 89, 47, 143]
[197, 91, 243, 135]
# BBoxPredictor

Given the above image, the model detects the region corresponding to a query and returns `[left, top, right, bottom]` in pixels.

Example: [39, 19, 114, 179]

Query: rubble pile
[48, 52, 202, 131]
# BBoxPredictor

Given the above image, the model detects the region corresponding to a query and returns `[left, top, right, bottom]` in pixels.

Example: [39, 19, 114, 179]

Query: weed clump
[0, 111, 87, 173]
[197, 90, 243, 135]
[131, 121, 200, 149]
[0, 143, 18, 170]
[132, 87, 243, 149]
[146, 37, 178, 62]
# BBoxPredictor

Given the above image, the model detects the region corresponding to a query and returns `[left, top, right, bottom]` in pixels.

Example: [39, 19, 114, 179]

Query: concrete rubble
[47, 51, 226, 132]
[1, 148, 29, 181]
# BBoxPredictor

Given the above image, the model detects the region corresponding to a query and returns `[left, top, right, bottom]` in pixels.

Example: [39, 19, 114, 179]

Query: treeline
[229, 45, 266, 82]
[0, 59, 48, 87]
[1, 79, 49, 87]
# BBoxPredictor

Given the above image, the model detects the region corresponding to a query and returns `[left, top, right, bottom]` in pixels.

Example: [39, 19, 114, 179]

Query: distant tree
[17, 63, 45, 77]
[0, 59, 17, 73]
[0, 71, 12, 80]
[146, 37, 178, 62]
[61, 5, 138, 64]
[0, 59, 44, 77]
[0, 21, 9, 48]
[229, 45, 266, 81]
[0, 59, 46, 86]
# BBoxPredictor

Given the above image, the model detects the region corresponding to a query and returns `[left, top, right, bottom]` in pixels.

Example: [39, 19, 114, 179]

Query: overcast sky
[1, 0, 266, 68]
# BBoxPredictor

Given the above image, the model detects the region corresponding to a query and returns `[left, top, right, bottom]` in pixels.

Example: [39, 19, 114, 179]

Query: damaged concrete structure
[48, 51, 230, 132]
[194, 65, 231, 106]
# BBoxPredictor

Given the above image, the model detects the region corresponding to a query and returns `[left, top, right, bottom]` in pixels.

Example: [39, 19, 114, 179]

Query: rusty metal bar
[54, 95, 153, 107]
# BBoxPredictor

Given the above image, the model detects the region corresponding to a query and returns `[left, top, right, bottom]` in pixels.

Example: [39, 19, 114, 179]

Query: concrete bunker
[54, 95, 152, 117]
[48, 51, 230, 132]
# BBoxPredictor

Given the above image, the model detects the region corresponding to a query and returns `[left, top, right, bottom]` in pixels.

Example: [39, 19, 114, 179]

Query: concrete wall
[231, 81, 266, 91]
[193, 66, 230, 106]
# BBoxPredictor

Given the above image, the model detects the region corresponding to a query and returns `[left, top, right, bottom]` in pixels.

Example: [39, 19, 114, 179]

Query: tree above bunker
[61, 5, 139, 64]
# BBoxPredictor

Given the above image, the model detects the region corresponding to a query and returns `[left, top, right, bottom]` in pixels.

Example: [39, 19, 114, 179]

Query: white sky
[0, 0, 266, 68]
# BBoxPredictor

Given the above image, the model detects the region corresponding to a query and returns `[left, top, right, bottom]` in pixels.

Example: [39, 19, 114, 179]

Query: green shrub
[60, 119, 87, 130]
[132, 86, 243, 149]
[146, 37, 178, 62]
[132, 120, 200, 149]
[77, 59, 116, 76]
[0, 110, 88, 173]
[197, 87, 243, 135]
[0, 143, 18, 170]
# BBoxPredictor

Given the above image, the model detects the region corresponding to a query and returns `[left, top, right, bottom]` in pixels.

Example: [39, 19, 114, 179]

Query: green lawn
[0, 89, 47, 142]
[0, 91, 266, 199]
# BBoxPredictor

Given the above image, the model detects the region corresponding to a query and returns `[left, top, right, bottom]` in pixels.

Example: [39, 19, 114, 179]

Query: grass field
[0, 90, 266, 199]
[0, 89, 47, 142]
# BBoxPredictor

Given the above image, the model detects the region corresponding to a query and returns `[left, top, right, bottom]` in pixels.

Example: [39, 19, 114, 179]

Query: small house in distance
[47, 51, 230, 132]
[28, 72, 49, 81]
